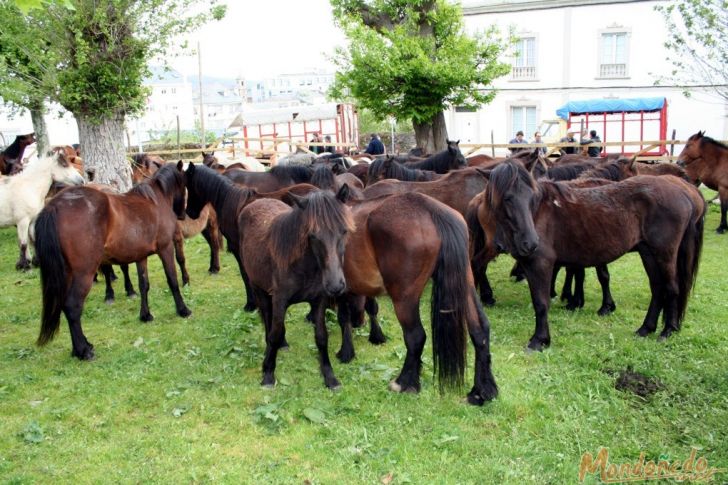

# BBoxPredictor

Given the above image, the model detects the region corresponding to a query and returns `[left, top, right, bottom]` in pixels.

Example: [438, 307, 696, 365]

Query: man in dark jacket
[364, 133, 385, 155]
[559, 131, 577, 155]
[581, 130, 602, 157]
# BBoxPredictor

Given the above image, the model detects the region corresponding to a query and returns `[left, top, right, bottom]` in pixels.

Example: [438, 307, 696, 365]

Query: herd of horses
[2, 130, 726, 406]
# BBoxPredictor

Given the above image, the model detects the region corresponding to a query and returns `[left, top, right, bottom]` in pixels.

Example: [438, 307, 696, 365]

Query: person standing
[531, 131, 547, 155]
[364, 133, 385, 155]
[308, 132, 323, 154]
[559, 131, 577, 155]
[323, 135, 336, 154]
[581, 129, 602, 157]
[509, 130, 528, 154]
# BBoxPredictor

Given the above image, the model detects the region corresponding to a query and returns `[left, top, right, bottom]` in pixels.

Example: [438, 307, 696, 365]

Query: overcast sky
[169, 0, 346, 80]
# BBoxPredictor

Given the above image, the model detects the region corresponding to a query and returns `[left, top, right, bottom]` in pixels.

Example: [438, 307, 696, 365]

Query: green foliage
[655, 0, 728, 100]
[0, 0, 226, 122]
[357, 108, 410, 134]
[329, 0, 512, 124]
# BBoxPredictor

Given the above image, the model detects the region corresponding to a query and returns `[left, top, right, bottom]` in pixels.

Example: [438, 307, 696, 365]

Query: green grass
[0, 196, 727, 484]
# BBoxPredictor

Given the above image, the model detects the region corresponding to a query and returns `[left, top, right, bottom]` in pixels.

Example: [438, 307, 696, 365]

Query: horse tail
[35, 206, 67, 346]
[675, 200, 706, 327]
[427, 201, 468, 392]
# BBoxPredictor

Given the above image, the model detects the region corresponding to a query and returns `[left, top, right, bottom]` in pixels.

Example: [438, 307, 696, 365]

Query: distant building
[447, 0, 728, 152]
[132, 67, 196, 142]
[244, 71, 334, 105]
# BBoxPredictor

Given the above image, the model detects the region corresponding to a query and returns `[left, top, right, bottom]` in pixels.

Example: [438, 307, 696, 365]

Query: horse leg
[389, 297, 426, 393]
[232, 250, 258, 312]
[565, 266, 585, 310]
[201, 219, 221, 274]
[635, 247, 664, 337]
[63, 274, 95, 360]
[465, 287, 498, 405]
[717, 187, 728, 233]
[261, 294, 289, 388]
[157, 244, 192, 318]
[173, 227, 190, 286]
[15, 217, 32, 271]
[120, 264, 137, 297]
[136, 259, 154, 322]
[554, 264, 565, 300]
[595, 264, 616, 316]
[657, 255, 680, 341]
[100, 264, 115, 304]
[510, 261, 526, 282]
[523, 260, 553, 351]
[311, 297, 341, 389]
[366, 297, 386, 345]
[335, 294, 356, 363]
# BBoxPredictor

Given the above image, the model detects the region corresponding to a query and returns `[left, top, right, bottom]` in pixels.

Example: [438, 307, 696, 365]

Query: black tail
[675, 203, 705, 326]
[427, 201, 468, 392]
[35, 207, 68, 346]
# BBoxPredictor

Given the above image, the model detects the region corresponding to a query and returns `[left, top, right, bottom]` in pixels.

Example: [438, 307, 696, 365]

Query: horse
[483, 160, 705, 351]
[50, 146, 84, 175]
[224, 164, 313, 192]
[239, 187, 354, 389]
[0, 152, 85, 270]
[338, 192, 498, 405]
[677, 131, 728, 233]
[35, 162, 191, 360]
[183, 163, 319, 311]
[130, 153, 164, 185]
[367, 156, 441, 184]
[403, 140, 467, 173]
[635, 161, 689, 180]
[0, 133, 36, 175]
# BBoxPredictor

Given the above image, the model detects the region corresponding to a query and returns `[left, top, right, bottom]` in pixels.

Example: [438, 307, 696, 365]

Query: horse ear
[186, 162, 196, 174]
[699, 130, 705, 137]
[336, 183, 350, 203]
[177, 160, 184, 172]
[475, 167, 492, 180]
[289, 193, 309, 209]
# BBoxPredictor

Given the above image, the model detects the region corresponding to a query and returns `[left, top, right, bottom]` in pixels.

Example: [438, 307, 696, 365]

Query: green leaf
[303, 408, 327, 425]
[20, 421, 44, 444]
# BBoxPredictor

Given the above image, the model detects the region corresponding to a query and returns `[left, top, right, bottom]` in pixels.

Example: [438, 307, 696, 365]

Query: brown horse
[224, 164, 313, 192]
[484, 160, 705, 351]
[677, 131, 728, 233]
[239, 187, 354, 389]
[367, 156, 442, 185]
[0, 133, 35, 175]
[130, 153, 165, 185]
[339, 192, 498, 405]
[35, 162, 191, 360]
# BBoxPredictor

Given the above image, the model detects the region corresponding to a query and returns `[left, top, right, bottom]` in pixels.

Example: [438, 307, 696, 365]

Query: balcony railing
[599, 63, 627, 78]
[511, 65, 536, 80]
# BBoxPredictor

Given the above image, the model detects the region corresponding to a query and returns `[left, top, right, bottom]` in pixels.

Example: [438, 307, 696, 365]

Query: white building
[132, 67, 196, 142]
[448, 0, 728, 154]
[244, 71, 334, 105]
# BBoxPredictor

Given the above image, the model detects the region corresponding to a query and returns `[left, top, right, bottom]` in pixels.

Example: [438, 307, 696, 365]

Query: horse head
[49, 151, 85, 186]
[484, 161, 540, 257]
[447, 139, 467, 168]
[677, 131, 705, 168]
[183, 162, 207, 219]
[288, 185, 353, 297]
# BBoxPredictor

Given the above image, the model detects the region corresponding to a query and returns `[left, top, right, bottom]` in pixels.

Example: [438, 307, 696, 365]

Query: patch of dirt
[613, 366, 664, 398]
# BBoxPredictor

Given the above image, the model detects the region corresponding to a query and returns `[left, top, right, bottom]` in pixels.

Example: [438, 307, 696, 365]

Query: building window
[599, 32, 629, 78]
[171, 88, 176, 94]
[512, 37, 536, 80]
[511, 106, 537, 139]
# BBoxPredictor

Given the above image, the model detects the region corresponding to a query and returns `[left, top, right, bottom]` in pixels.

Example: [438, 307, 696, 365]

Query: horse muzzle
[676, 159, 686, 168]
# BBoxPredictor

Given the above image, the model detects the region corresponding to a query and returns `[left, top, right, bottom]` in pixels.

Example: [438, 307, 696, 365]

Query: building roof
[462, 0, 654, 14]
[228, 103, 342, 128]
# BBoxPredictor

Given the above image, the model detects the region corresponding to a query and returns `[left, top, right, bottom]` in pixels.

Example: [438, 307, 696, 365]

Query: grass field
[0, 194, 726, 484]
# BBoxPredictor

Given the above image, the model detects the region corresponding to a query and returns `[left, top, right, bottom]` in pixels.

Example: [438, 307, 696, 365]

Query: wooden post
[176, 115, 181, 160]
[490, 130, 495, 157]
[670, 129, 677, 157]
[197, 41, 206, 149]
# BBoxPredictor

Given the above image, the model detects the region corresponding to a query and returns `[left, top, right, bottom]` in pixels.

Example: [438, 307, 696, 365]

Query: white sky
[170, 0, 346, 79]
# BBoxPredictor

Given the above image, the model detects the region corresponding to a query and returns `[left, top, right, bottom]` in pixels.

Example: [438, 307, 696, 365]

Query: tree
[655, 0, 728, 101]
[329, 0, 512, 153]
[0, 0, 224, 191]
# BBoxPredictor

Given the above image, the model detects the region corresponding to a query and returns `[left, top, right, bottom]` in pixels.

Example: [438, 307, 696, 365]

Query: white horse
[0, 152, 85, 270]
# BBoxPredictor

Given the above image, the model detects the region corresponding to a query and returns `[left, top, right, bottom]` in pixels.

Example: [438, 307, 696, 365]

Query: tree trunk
[76, 113, 132, 192]
[413, 110, 449, 154]
[29, 104, 50, 158]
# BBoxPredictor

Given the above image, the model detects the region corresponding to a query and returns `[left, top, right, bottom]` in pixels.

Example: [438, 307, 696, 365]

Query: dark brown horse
[339, 192, 498, 405]
[224, 164, 313, 192]
[677, 131, 728, 233]
[367, 156, 442, 184]
[35, 162, 191, 360]
[239, 187, 354, 389]
[0, 133, 35, 175]
[484, 160, 705, 351]
[403, 140, 467, 173]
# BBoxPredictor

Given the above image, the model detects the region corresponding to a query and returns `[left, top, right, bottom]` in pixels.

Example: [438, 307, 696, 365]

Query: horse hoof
[261, 377, 276, 389]
[635, 326, 653, 337]
[526, 340, 548, 352]
[388, 380, 402, 392]
[208, 268, 220, 274]
[326, 378, 342, 390]
[716, 227, 726, 234]
[178, 307, 192, 318]
[104, 298, 114, 305]
[15, 261, 31, 271]
[243, 303, 257, 312]
[368, 333, 387, 345]
[73, 347, 95, 361]
[482, 297, 496, 307]
[336, 349, 354, 363]
[127, 292, 138, 299]
[140, 313, 154, 322]
[597, 304, 616, 316]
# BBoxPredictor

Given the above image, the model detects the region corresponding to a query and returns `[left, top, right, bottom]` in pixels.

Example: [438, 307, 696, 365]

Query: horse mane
[189, 163, 255, 212]
[368, 158, 435, 182]
[545, 161, 597, 181]
[700, 134, 728, 151]
[311, 165, 336, 190]
[128, 163, 175, 201]
[487, 160, 538, 208]
[405, 141, 464, 172]
[269, 191, 354, 266]
[579, 159, 631, 181]
[270, 164, 313, 183]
